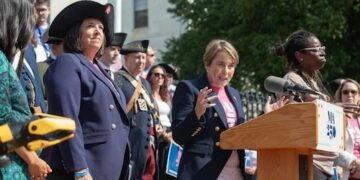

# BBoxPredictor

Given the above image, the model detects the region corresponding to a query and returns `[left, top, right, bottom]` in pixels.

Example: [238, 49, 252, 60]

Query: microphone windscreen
[264, 76, 286, 94]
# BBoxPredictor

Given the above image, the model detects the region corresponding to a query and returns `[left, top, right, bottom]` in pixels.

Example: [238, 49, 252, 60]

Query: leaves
[162, 0, 359, 91]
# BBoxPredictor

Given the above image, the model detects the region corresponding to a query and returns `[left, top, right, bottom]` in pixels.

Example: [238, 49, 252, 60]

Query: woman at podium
[274, 30, 358, 180]
[171, 39, 247, 179]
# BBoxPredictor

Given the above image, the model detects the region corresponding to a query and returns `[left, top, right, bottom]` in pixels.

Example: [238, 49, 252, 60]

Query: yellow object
[0, 113, 75, 154]
[0, 125, 13, 143]
[26, 113, 76, 151]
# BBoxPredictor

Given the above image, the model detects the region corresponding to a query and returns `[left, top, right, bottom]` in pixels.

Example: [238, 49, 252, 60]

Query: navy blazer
[41, 53, 130, 180]
[19, 44, 46, 112]
[171, 74, 246, 180]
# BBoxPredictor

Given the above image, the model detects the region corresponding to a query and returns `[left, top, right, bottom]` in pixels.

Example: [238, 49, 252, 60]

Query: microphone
[264, 76, 320, 95]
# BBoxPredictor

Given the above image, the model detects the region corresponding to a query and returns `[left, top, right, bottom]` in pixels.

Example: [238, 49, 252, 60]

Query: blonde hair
[335, 78, 360, 105]
[203, 39, 239, 67]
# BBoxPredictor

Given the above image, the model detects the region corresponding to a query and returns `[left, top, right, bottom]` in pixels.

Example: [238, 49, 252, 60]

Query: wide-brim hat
[109, 32, 127, 48]
[120, 40, 149, 55]
[48, 1, 114, 46]
[158, 63, 178, 79]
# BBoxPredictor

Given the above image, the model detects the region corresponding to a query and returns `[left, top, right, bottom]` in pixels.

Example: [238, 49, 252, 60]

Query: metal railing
[240, 91, 267, 121]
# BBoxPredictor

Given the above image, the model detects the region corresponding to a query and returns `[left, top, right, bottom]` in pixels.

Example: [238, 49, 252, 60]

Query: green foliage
[163, 0, 359, 91]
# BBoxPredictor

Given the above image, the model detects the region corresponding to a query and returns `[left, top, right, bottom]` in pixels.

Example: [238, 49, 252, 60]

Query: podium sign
[316, 100, 345, 152]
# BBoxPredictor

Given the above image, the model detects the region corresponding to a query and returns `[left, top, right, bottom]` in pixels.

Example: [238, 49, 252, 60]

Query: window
[134, 0, 148, 28]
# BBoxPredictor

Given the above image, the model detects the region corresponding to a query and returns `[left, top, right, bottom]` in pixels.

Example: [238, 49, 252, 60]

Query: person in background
[41, 1, 130, 179]
[34, 0, 51, 60]
[158, 63, 178, 98]
[0, 0, 52, 179]
[114, 40, 159, 180]
[146, 65, 173, 180]
[334, 79, 360, 179]
[171, 39, 247, 179]
[142, 46, 157, 78]
[17, 37, 47, 113]
[274, 29, 358, 180]
[37, 29, 64, 99]
[98, 32, 127, 80]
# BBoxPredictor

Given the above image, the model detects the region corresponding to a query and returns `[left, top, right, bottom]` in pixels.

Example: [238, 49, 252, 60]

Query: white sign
[316, 100, 344, 152]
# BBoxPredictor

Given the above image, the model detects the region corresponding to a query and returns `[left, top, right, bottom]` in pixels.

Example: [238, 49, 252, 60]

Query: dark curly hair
[274, 30, 331, 99]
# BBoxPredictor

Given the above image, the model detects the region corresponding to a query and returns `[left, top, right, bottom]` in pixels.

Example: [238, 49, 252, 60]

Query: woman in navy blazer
[41, 1, 130, 180]
[171, 39, 247, 179]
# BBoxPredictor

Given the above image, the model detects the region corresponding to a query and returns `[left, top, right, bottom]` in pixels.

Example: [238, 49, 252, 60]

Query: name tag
[137, 99, 148, 111]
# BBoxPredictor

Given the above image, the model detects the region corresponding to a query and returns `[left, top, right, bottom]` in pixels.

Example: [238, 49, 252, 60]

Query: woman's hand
[27, 155, 52, 178]
[155, 124, 164, 136]
[15, 147, 52, 178]
[264, 96, 289, 113]
[195, 87, 217, 119]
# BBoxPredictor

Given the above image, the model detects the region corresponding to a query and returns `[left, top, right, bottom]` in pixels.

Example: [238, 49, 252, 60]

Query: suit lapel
[226, 87, 243, 125]
[213, 97, 228, 128]
[76, 54, 122, 105]
[196, 74, 229, 128]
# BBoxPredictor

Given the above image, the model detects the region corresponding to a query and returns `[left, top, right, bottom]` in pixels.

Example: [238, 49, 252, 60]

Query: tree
[162, 0, 359, 91]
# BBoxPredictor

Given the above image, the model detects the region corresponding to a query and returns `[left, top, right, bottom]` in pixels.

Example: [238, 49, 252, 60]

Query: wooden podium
[220, 100, 345, 180]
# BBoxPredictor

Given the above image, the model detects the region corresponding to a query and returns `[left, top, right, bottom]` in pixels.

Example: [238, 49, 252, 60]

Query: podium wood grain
[220, 102, 322, 180]
[220, 102, 318, 150]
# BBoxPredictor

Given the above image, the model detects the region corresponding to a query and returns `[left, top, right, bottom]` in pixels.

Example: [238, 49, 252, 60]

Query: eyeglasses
[299, 46, 326, 53]
[153, 72, 165, 78]
[342, 90, 358, 95]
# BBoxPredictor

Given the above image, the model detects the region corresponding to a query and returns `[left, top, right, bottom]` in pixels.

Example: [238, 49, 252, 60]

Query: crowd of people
[1, 0, 360, 180]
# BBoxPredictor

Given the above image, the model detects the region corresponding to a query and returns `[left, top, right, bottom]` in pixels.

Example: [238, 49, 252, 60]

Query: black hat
[158, 63, 178, 79]
[41, 29, 63, 45]
[108, 32, 127, 48]
[48, 1, 114, 46]
[120, 40, 149, 55]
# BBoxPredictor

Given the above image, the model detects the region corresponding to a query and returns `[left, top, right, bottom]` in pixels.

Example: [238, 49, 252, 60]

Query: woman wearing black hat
[41, 1, 130, 180]
[0, 0, 53, 179]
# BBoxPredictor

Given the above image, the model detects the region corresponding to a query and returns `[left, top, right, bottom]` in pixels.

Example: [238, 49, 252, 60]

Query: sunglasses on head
[153, 72, 165, 78]
[342, 90, 358, 95]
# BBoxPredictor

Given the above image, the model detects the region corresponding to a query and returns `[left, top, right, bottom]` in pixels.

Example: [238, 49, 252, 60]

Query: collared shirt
[97, 60, 114, 80]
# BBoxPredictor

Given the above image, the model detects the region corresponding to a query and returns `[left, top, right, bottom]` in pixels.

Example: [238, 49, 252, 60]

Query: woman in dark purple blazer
[40, 1, 130, 180]
[171, 39, 247, 180]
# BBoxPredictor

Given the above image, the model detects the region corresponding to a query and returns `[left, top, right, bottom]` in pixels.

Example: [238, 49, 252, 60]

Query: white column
[114, 0, 122, 32]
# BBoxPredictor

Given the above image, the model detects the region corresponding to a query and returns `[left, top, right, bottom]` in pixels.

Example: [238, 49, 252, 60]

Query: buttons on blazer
[111, 123, 116, 130]
[215, 126, 220, 132]
[214, 113, 218, 118]
[215, 142, 220, 147]
[144, 145, 148, 149]
[109, 104, 114, 110]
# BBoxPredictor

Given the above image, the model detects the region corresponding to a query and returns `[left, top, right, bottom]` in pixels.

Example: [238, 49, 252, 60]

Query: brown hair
[203, 39, 239, 67]
[146, 65, 170, 103]
[63, 21, 105, 58]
